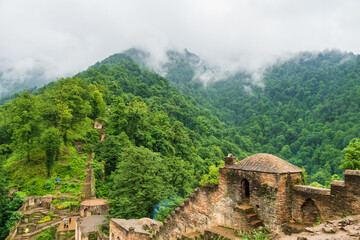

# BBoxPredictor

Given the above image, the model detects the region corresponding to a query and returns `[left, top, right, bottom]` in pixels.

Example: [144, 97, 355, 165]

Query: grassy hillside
[0, 56, 246, 236]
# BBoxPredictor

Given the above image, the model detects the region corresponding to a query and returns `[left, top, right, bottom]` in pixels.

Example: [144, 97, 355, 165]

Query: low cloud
[1, 0, 360, 96]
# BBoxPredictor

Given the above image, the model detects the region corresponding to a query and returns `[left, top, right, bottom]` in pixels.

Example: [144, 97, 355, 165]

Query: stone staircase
[236, 202, 264, 229]
[13, 220, 61, 240]
[12, 206, 66, 240]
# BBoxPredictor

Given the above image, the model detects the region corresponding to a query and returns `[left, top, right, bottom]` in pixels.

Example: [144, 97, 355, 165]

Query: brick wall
[109, 220, 149, 240]
[291, 170, 360, 223]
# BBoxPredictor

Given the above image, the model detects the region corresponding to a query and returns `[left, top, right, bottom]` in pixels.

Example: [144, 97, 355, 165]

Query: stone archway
[301, 198, 320, 223]
[241, 178, 250, 199]
[84, 208, 91, 217]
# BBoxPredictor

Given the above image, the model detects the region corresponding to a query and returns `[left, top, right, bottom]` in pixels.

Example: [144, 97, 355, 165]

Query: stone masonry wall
[277, 173, 303, 223]
[291, 170, 360, 223]
[222, 168, 280, 230]
[222, 167, 302, 231]
[291, 185, 331, 222]
[151, 170, 237, 240]
[109, 220, 149, 240]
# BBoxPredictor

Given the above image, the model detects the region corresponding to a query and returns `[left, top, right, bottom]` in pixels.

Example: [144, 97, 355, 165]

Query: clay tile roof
[111, 218, 161, 235]
[227, 153, 302, 174]
[80, 199, 108, 206]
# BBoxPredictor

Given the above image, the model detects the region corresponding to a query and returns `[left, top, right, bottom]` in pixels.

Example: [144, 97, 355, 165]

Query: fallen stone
[355, 225, 360, 230]
[323, 227, 336, 233]
[344, 225, 353, 232]
[339, 220, 348, 226]
[348, 229, 359, 236]
[305, 227, 314, 233]
[346, 217, 357, 224]
[297, 237, 308, 240]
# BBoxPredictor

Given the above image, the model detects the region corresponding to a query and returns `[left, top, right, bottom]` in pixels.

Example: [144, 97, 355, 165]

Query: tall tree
[7, 92, 40, 161]
[40, 127, 62, 176]
[340, 138, 360, 170]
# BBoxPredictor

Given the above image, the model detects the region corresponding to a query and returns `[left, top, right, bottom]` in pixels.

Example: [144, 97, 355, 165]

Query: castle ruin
[109, 153, 360, 240]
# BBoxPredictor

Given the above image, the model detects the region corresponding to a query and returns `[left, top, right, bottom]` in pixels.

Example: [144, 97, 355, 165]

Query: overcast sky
[1, 0, 360, 91]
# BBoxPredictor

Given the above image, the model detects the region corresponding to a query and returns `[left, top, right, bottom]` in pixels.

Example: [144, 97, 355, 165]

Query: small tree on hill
[340, 138, 360, 170]
[40, 127, 62, 176]
[8, 92, 40, 162]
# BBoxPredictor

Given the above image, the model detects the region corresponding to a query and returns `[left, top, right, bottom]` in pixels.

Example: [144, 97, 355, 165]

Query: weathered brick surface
[109, 220, 150, 240]
[291, 170, 360, 223]
[151, 159, 302, 239]
[107, 155, 360, 240]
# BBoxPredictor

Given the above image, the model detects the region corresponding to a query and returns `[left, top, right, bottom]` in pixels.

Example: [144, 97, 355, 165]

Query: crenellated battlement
[291, 170, 360, 223]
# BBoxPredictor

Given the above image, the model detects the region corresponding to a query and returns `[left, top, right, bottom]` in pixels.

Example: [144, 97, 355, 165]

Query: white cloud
[0, 0, 360, 95]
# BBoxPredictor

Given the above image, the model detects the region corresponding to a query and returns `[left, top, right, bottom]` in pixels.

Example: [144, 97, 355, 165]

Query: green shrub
[34, 225, 57, 240]
[199, 161, 224, 186]
[154, 195, 184, 221]
[43, 178, 56, 191]
[240, 226, 269, 240]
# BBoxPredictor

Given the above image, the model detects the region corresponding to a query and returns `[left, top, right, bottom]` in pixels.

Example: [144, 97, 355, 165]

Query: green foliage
[34, 225, 57, 240]
[154, 195, 184, 221]
[40, 127, 62, 176]
[150, 49, 360, 185]
[240, 226, 269, 240]
[199, 160, 225, 186]
[0, 171, 25, 238]
[51, 198, 80, 210]
[59, 180, 83, 196]
[7, 92, 40, 161]
[309, 182, 324, 188]
[340, 138, 360, 170]
[108, 146, 193, 219]
[43, 178, 56, 191]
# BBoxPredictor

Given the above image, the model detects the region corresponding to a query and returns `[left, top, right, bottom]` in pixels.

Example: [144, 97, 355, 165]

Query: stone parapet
[330, 180, 345, 187]
[292, 185, 331, 196]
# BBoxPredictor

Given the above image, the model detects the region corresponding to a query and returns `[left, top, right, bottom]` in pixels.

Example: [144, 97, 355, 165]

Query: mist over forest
[1, 1, 360, 239]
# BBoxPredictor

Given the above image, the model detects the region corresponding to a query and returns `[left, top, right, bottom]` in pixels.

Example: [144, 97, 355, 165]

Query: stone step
[204, 226, 239, 240]
[246, 213, 258, 221]
[236, 204, 254, 214]
[18, 221, 61, 239]
[251, 220, 263, 228]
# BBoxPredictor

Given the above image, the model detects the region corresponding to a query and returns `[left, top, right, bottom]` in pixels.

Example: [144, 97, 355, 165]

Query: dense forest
[0, 56, 244, 237]
[122, 49, 360, 186]
[0, 49, 360, 238]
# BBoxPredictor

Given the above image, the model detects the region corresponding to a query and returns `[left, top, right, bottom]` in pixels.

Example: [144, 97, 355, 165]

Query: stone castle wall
[151, 171, 247, 239]
[110, 220, 149, 240]
[291, 170, 360, 223]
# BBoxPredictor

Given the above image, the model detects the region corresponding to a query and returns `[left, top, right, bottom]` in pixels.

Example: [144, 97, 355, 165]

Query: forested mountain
[0, 55, 244, 236]
[1, 48, 360, 238]
[117, 49, 360, 185]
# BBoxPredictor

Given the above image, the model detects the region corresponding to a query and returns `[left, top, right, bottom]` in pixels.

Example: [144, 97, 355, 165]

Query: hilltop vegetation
[76, 60, 245, 218]
[0, 55, 245, 236]
[1, 48, 360, 238]
[122, 49, 360, 186]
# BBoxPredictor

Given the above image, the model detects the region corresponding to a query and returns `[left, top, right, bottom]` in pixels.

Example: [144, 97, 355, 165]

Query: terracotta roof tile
[226, 153, 302, 173]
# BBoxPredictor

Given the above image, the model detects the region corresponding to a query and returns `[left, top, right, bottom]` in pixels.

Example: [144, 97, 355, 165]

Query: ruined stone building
[109, 153, 360, 239]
